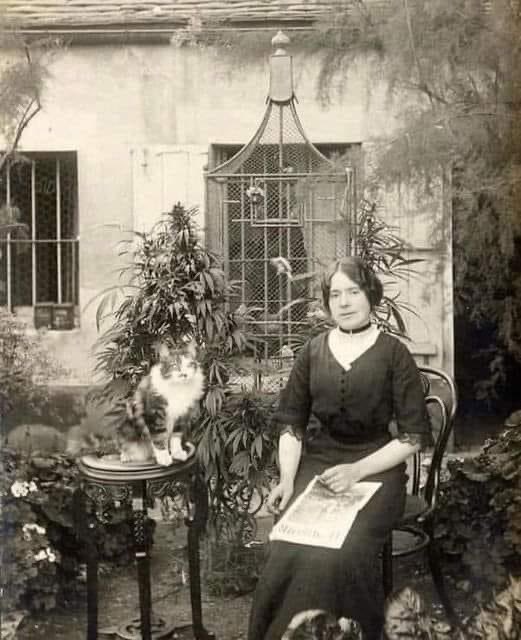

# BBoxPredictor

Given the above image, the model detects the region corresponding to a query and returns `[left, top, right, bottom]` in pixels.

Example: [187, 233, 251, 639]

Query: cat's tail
[116, 400, 148, 443]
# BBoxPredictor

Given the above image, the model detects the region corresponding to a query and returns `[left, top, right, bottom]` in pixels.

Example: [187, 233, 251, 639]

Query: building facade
[1, 1, 454, 384]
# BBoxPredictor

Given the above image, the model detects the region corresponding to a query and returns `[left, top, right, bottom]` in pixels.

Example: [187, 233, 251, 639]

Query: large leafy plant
[92, 204, 276, 543]
[383, 577, 521, 640]
[0, 447, 135, 615]
[434, 423, 521, 596]
[0, 310, 64, 434]
[93, 203, 249, 413]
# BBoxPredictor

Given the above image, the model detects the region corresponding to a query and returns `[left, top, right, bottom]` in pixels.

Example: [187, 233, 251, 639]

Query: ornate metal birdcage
[206, 32, 355, 362]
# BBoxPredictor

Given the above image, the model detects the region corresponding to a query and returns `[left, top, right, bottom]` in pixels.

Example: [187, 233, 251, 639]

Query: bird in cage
[270, 256, 293, 280]
[281, 610, 362, 640]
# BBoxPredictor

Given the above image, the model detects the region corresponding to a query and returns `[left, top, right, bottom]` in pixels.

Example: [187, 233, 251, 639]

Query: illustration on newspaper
[269, 477, 382, 549]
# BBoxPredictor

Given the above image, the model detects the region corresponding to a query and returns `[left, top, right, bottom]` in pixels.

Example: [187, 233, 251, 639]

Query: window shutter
[131, 145, 208, 233]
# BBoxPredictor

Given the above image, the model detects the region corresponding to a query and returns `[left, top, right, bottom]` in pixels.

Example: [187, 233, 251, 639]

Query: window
[0, 152, 79, 328]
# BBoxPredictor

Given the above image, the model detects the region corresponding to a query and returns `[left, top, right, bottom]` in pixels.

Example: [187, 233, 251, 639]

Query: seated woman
[248, 257, 432, 640]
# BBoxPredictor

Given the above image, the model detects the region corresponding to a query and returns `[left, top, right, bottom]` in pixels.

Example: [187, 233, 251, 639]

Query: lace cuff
[396, 431, 433, 450]
[279, 424, 306, 441]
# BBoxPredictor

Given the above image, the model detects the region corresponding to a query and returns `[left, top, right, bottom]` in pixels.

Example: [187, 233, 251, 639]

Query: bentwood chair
[382, 365, 460, 627]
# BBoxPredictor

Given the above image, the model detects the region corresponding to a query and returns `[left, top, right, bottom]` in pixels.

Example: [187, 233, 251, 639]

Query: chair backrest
[411, 366, 458, 509]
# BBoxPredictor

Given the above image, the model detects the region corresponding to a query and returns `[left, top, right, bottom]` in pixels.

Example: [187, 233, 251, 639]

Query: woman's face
[328, 270, 371, 331]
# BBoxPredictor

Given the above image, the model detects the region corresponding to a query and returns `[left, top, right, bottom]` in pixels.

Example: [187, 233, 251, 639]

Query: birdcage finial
[269, 30, 293, 104]
[272, 30, 290, 55]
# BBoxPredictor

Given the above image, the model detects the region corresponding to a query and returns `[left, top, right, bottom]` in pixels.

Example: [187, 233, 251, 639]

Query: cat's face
[283, 610, 361, 640]
[157, 341, 199, 381]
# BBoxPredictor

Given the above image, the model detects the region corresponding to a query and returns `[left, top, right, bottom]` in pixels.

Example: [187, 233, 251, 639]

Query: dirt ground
[13, 514, 473, 640]
[16, 521, 252, 640]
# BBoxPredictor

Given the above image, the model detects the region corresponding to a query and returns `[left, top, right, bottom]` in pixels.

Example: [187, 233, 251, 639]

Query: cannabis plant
[284, 197, 422, 351]
[93, 203, 248, 413]
[92, 204, 275, 544]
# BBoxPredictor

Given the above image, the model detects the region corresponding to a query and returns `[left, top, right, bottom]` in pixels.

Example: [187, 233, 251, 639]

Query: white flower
[23, 523, 46, 537]
[34, 547, 57, 563]
[11, 481, 29, 498]
[46, 547, 57, 563]
[10, 480, 38, 498]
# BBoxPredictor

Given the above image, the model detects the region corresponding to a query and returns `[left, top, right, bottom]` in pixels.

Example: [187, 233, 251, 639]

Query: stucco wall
[4, 41, 452, 382]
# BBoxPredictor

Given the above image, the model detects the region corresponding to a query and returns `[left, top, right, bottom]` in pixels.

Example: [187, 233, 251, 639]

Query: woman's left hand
[318, 463, 363, 493]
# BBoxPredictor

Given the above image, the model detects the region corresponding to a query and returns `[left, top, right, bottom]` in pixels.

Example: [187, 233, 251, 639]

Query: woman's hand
[318, 463, 363, 494]
[266, 480, 294, 516]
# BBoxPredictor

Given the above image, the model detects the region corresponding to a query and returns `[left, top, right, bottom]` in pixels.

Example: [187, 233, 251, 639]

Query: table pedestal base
[74, 454, 215, 640]
[99, 614, 182, 639]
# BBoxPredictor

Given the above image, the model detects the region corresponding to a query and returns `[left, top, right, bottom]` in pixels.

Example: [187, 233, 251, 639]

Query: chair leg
[382, 538, 393, 597]
[426, 538, 460, 628]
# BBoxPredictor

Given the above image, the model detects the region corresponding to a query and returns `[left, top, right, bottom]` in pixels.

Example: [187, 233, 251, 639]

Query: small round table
[73, 448, 215, 640]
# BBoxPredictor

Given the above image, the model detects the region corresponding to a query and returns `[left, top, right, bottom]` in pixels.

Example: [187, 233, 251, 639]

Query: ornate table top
[78, 443, 197, 484]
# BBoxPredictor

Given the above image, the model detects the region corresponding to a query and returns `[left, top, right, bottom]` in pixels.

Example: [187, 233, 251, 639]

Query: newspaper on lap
[269, 477, 382, 549]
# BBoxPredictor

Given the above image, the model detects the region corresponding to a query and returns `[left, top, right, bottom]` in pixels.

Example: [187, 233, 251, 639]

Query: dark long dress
[248, 331, 432, 640]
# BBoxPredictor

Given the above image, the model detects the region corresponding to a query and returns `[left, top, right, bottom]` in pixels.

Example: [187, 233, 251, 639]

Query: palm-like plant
[279, 198, 422, 353]
[355, 198, 423, 337]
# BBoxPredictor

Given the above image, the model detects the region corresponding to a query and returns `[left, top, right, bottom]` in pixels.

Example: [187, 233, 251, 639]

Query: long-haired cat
[117, 340, 204, 466]
[282, 610, 362, 640]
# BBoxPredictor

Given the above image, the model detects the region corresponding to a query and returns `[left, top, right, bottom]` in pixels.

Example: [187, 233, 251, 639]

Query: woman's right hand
[266, 480, 294, 516]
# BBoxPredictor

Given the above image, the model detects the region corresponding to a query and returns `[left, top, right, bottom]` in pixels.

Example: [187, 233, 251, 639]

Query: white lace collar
[328, 324, 380, 371]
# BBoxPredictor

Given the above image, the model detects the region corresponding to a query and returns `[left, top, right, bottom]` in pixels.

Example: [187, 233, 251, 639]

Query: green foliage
[203, 541, 265, 598]
[355, 198, 423, 337]
[286, 198, 422, 349]
[385, 578, 521, 639]
[435, 426, 521, 595]
[191, 392, 278, 541]
[0, 448, 136, 614]
[0, 310, 64, 430]
[0, 203, 28, 240]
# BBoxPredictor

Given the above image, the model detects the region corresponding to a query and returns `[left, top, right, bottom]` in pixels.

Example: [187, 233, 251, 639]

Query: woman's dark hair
[321, 256, 383, 312]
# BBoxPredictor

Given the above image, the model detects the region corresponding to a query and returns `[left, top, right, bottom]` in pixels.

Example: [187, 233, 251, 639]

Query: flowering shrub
[1, 462, 62, 611]
[1, 448, 137, 614]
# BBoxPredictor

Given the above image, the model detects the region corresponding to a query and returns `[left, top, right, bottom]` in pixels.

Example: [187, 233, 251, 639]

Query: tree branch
[24, 43, 42, 109]
[0, 98, 41, 174]
[402, 0, 437, 110]
[0, 42, 44, 174]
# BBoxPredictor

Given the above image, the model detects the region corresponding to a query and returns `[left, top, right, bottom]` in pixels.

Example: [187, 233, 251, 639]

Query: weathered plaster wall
[6, 42, 451, 382]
